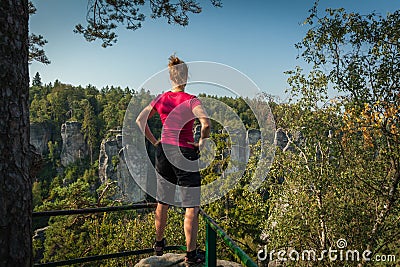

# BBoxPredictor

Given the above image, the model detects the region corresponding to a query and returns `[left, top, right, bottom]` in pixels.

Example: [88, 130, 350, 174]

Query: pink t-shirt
[150, 91, 201, 148]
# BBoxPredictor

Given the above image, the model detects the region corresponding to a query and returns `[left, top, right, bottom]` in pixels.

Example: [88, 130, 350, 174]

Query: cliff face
[30, 122, 53, 154]
[98, 134, 146, 203]
[60, 121, 88, 167]
[98, 135, 121, 183]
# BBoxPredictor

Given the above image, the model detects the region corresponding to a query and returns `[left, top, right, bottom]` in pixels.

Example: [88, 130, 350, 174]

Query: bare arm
[136, 105, 159, 146]
[192, 105, 211, 146]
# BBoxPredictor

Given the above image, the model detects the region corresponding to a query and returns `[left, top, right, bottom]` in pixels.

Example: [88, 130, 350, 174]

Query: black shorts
[155, 143, 201, 207]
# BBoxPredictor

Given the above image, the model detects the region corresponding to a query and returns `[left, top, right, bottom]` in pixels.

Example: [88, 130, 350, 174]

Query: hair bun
[167, 54, 188, 90]
[168, 54, 184, 67]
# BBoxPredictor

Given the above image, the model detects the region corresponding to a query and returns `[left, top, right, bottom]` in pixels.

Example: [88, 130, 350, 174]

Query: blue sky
[29, 0, 399, 99]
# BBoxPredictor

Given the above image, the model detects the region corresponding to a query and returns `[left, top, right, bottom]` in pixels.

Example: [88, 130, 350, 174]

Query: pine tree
[0, 0, 32, 265]
[32, 72, 42, 87]
[81, 100, 97, 164]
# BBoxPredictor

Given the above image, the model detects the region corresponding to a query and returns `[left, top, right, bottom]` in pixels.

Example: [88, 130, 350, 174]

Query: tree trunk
[0, 0, 32, 266]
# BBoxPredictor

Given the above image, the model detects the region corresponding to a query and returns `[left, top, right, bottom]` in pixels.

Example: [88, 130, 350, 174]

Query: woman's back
[151, 91, 201, 148]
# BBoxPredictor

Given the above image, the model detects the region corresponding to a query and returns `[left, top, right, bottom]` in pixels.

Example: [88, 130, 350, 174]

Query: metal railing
[33, 203, 258, 267]
[200, 209, 258, 267]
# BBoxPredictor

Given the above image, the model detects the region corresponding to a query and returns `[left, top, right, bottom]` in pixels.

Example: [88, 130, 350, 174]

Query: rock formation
[99, 135, 121, 183]
[30, 122, 53, 154]
[134, 253, 243, 267]
[246, 128, 261, 159]
[60, 121, 88, 167]
[98, 133, 147, 202]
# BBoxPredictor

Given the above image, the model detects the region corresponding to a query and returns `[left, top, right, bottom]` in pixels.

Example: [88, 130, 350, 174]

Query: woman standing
[136, 55, 210, 265]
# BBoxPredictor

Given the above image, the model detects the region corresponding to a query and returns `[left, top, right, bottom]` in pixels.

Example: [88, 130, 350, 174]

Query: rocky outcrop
[99, 135, 121, 183]
[134, 253, 243, 267]
[247, 129, 261, 145]
[30, 122, 53, 154]
[99, 133, 146, 202]
[60, 121, 88, 167]
[246, 129, 261, 159]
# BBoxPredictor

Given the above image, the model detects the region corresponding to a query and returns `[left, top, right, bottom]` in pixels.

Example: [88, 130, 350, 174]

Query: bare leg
[184, 206, 199, 252]
[155, 203, 169, 241]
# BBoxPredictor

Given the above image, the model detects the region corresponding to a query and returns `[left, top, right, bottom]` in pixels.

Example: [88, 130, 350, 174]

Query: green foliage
[30, 94, 51, 123]
[201, 133, 267, 262]
[29, 4, 400, 267]
[29, 33, 50, 64]
[32, 180, 43, 207]
[82, 99, 99, 164]
[32, 72, 42, 86]
[111, 155, 119, 172]
[263, 6, 400, 267]
[29, 2, 50, 64]
[34, 178, 206, 266]
[47, 141, 60, 166]
[29, 84, 269, 263]
[98, 86, 133, 134]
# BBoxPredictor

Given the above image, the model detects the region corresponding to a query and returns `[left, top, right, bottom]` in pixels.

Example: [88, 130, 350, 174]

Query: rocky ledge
[134, 253, 242, 267]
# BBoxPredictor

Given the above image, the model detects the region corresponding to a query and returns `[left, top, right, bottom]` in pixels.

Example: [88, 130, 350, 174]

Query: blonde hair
[168, 54, 188, 90]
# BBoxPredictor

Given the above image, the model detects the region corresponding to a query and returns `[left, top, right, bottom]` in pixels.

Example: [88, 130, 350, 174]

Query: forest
[29, 6, 400, 267]
[29, 75, 266, 265]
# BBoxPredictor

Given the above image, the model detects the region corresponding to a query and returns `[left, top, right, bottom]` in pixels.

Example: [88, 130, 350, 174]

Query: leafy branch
[74, 0, 222, 47]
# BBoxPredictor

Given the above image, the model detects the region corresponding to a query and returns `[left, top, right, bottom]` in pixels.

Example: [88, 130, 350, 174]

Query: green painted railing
[200, 209, 258, 267]
[33, 203, 258, 267]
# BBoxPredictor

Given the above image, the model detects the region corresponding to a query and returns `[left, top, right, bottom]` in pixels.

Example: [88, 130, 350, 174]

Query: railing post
[205, 223, 217, 267]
